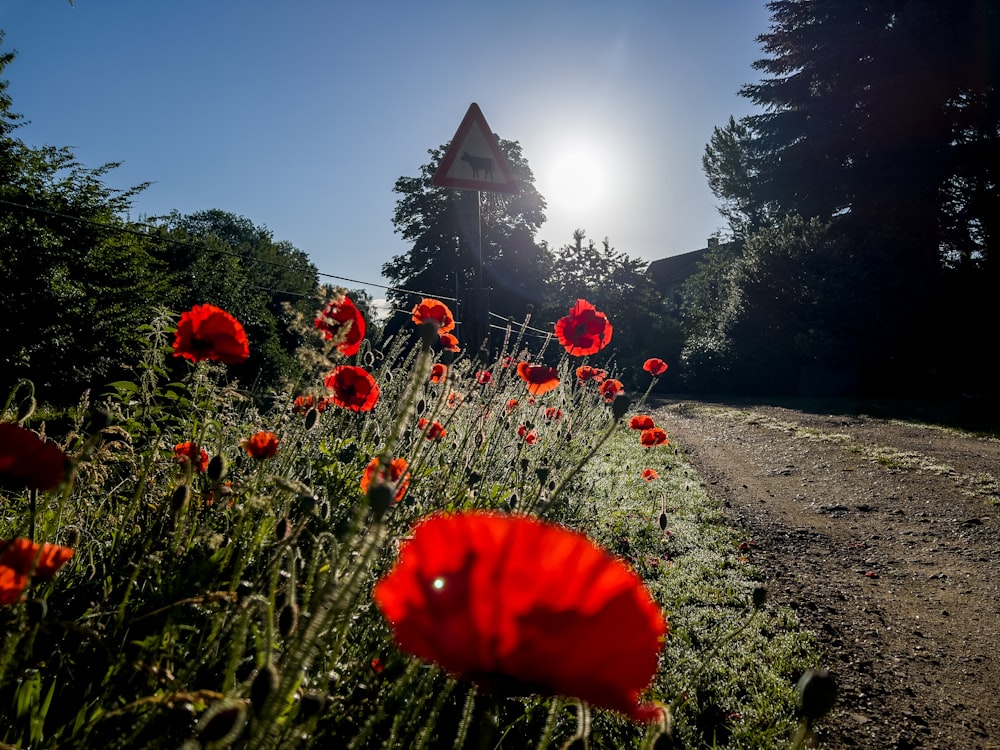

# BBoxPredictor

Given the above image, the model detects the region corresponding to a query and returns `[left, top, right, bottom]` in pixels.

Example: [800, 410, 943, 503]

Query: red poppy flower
[641, 469, 659, 482]
[506, 399, 519, 412]
[640, 428, 668, 447]
[0, 537, 75, 606]
[417, 418, 446, 441]
[242, 431, 279, 460]
[360, 456, 411, 503]
[447, 392, 464, 408]
[174, 442, 209, 473]
[315, 295, 366, 356]
[475, 371, 492, 385]
[629, 415, 655, 431]
[439, 332, 460, 352]
[643, 358, 669, 377]
[172, 304, 250, 365]
[576, 365, 607, 384]
[516, 362, 560, 396]
[429, 363, 448, 383]
[599, 379, 624, 402]
[517, 424, 538, 444]
[292, 395, 316, 414]
[544, 407, 563, 421]
[373, 511, 668, 721]
[554, 299, 613, 356]
[324, 366, 380, 412]
[0, 423, 68, 491]
[412, 298, 456, 334]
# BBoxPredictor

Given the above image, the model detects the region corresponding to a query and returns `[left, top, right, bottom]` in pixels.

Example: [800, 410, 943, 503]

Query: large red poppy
[640, 428, 669, 447]
[373, 511, 667, 721]
[172, 304, 250, 364]
[438, 332, 460, 352]
[576, 365, 607, 384]
[360, 456, 411, 503]
[429, 363, 448, 383]
[174, 442, 209, 473]
[516, 362, 560, 396]
[0, 423, 67, 491]
[629, 415, 655, 431]
[315, 295, 366, 356]
[554, 299, 613, 356]
[599, 379, 624, 402]
[412, 298, 456, 334]
[324, 366, 380, 412]
[242, 431, 279, 460]
[643, 358, 669, 377]
[0, 537, 75, 606]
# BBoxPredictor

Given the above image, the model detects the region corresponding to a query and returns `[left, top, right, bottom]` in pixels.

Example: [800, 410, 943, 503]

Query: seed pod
[612, 393, 632, 421]
[752, 586, 768, 609]
[299, 691, 326, 718]
[170, 485, 190, 514]
[797, 669, 837, 724]
[250, 664, 280, 713]
[207, 454, 227, 482]
[304, 408, 319, 430]
[196, 699, 247, 745]
[278, 600, 299, 638]
[25, 598, 48, 624]
[275, 517, 292, 542]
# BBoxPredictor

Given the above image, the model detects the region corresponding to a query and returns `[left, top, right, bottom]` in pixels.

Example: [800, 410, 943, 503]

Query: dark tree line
[686, 0, 1000, 396]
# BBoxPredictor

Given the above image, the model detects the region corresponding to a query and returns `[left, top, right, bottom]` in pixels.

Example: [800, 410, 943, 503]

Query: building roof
[646, 247, 709, 290]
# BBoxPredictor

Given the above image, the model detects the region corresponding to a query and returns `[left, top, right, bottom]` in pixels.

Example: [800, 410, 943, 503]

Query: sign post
[432, 104, 519, 356]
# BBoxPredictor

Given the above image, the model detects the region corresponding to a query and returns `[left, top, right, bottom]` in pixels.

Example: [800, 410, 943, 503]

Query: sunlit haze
[0, 1, 770, 303]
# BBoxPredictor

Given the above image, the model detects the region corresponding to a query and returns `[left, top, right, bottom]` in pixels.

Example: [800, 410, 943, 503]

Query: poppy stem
[27, 488, 37, 542]
[540, 417, 619, 514]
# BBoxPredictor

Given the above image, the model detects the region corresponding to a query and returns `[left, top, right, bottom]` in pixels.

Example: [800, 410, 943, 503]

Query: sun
[543, 140, 610, 213]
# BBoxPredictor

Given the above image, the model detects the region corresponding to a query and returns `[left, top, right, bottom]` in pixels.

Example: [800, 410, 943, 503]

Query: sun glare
[543, 140, 610, 213]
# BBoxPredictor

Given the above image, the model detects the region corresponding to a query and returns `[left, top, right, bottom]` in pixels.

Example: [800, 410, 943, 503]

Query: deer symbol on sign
[459, 151, 494, 180]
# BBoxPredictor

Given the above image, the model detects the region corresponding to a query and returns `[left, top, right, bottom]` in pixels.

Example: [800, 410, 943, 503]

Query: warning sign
[431, 103, 519, 194]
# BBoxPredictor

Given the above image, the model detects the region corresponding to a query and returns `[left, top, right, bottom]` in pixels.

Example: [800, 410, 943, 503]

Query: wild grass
[0, 312, 820, 749]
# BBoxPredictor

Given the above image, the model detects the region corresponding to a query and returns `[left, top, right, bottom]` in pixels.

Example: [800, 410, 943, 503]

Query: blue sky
[0, 1, 769, 303]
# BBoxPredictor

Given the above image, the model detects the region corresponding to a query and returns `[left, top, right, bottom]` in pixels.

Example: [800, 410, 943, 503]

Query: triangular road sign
[432, 103, 519, 194]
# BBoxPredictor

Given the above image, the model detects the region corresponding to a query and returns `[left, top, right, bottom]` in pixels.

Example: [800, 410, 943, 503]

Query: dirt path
[654, 399, 1000, 750]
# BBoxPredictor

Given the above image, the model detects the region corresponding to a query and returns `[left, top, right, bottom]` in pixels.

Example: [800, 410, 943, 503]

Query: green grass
[0, 317, 821, 749]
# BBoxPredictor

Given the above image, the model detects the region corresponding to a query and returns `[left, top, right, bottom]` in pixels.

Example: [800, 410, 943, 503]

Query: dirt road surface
[655, 398, 1000, 750]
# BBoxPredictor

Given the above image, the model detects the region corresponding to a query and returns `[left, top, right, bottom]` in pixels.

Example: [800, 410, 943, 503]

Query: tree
[0, 36, 170, 401]
[383, 140, 553, 350]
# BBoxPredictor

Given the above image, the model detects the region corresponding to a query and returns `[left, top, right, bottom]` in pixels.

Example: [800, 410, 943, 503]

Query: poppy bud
[304, 408, 319, 430]
[752, 586, 768, 609]
[797, 669, 837, 724]
[535, 467, 550, 483]
[63, 526, 81, 549]
[250, 664, 280, 713]
[170, 485, 190, 514]
[467, 470, 482, 487]
[275, 517, 292, 542]
[658, 512, 669, 531]
[299, 691, 326, 718]
[612, 393, 632, 421]
[368, 482, 395, 522]
[317, 500, 331, 521]
[507, 492, 518, 510]
[278, 601, 299, 638]
[16, 396, 37, 424]
[196, 700, 247, 745]
[25, 598, 48, 624]
[207, 454, 227, 482]
[415, 399, 426, 414]
[418, 320, 440, 350]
